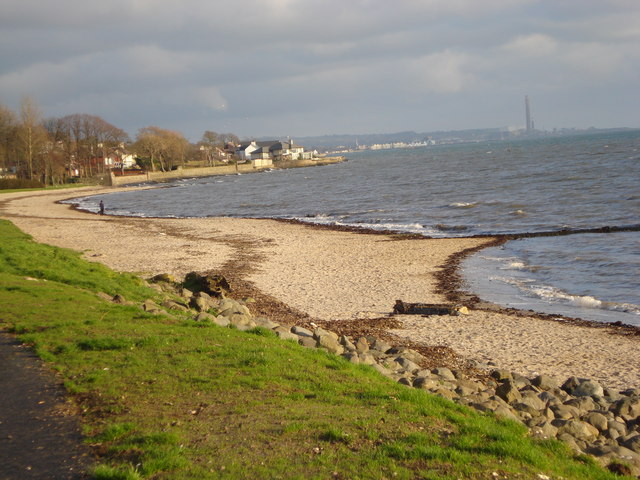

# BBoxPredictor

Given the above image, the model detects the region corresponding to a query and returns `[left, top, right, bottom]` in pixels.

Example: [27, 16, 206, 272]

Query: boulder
[273, 326, 299, 341]
[292, 326, 314, 337]
[495, 379, 522, 404]
[183, 271, 231, 297]
[213, 315, 230, 327]
[531, 374, 559, 391]
[573, 379, 605, 398]
[583, 412, 609, 432]
[194, 312, 216, 322]
[354, 337, 369, 353]
[313, 327, 339, 342]
[298, 336, 317, 349]
[142, 299, 164, 314]
[254, 317, 279, 329]
[559, 419, 599, 441]
[316, 334, 344, 355]
[623, 435, 640, 454]
[611, 397, 640, 418]
[150, 273, 176, 284]
[162, 300, 189, 312]
[432, 367, 456, 382]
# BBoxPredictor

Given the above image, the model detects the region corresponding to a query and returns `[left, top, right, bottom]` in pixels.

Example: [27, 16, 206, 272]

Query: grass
[0, 218, 631, 479]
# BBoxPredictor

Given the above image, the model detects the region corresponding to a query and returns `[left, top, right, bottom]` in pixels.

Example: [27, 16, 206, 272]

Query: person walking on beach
[99, 201, 105, 215]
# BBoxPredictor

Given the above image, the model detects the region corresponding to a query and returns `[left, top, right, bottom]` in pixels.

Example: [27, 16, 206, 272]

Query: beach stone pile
[109, 272, 640, 476]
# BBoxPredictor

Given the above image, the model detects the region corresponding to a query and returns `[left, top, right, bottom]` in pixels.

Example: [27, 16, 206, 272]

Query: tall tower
[525, 95, 532, 133]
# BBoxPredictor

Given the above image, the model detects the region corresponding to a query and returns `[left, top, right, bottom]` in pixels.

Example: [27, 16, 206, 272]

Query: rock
[432, 367, 456, 381]
[565, 396, 598, 413]
[369, 338, 392, 354]
[493, 405, 520, 423]
[413, 376, 441, 390]
[142, 299, 163, 314]
[490, 369, 513, 382]
[623, 435, 640, 453]
[194, 312, 216, 322]
[559, 420, 599, 441]
[395, 357, 420, 373]
[354, 337, 369, 353]
[371, 364, 393, 378]
[292, 326, 314, 337]
[273, 326, 299, 341]
[531, 421, 558, 440]
[583, 412, 609, 432]
[316, 334, 344, 355]
[298, 336, 317, 349]
[495, 379, 522, 404]
[611, 397, 640, 418]
[183, 271, 231, 297]
[557, 433, 584, 453]
[551, 404, 581, 420]
[432, 388, 457, 400]
[519, 391, 547, 411]
[111, 293, 128, 304]
[228, 315, 256, 331]
[162, 300, 189, 312]
[608, 420, 628, 438]
[340, 335, 356, 351]
[531, 374, 559, 391]
[357, 352, 377, 365]
[573, 379, 605, 398]
[313, 327, 339, 342]
[455, 379, 483, 396]
[254, 317, 279, 329]
[150, 273, 176, 283]
[341, 352, 360, 364]
[213, 315, 230, 327]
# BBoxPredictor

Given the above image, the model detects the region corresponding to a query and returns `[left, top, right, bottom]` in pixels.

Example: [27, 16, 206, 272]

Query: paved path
[0, 333, 91, 479]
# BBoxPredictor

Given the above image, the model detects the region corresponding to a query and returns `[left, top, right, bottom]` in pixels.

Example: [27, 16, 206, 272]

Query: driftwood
[393, 300, 468, 316]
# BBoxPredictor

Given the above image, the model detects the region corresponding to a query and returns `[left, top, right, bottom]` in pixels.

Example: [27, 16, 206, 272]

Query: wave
[449, 202, 478, 208]
[491, 275, 640, 317]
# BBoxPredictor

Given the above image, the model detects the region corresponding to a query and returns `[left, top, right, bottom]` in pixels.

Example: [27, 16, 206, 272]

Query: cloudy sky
[1, 0, 639, 141]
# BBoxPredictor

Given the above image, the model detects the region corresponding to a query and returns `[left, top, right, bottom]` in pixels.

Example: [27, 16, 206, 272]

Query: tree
[52, 114, 129, 178]
[0, 103, 18, 174]
[201, 130, 220, 146]
[135, 127, 189, 172]
[17, 96, 48, 180]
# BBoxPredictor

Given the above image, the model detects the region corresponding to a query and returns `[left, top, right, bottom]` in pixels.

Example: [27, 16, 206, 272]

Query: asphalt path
[0, 333, 91, 479]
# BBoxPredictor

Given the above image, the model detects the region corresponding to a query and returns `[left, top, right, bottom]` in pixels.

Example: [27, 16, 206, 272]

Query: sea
[66, 130, 640, 326]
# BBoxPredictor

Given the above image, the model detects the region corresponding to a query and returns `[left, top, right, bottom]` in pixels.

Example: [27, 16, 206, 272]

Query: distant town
[296, 126, 638, 154]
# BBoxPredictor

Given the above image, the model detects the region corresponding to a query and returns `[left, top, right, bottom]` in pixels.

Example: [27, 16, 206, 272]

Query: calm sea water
[68, 130, 640, 325]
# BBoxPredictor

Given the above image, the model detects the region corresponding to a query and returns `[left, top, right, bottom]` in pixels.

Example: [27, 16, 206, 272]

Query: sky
[1, 0, 639, 141]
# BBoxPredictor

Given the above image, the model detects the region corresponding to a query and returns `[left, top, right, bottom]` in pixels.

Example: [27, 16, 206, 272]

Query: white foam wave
[449, 202, 478, 208]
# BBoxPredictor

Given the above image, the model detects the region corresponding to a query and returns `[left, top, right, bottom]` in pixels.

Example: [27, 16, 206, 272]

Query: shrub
[0, 178, 45, 190]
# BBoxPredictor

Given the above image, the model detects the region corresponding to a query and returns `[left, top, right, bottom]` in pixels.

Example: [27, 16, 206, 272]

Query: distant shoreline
[108, 156, 346, 187]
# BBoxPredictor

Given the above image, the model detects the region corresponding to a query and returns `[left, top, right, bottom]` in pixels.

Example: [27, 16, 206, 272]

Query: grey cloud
[1, 0, 638, 139]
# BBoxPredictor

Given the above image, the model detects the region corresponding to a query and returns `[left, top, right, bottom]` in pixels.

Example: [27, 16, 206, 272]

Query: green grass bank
[0, 219, 631, 479]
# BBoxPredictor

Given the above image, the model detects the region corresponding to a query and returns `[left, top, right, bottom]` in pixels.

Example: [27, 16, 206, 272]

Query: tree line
[0, 96, 240, 186]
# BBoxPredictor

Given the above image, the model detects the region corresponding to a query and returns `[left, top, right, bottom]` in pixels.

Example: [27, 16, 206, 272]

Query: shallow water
[67, 130, 640, 325]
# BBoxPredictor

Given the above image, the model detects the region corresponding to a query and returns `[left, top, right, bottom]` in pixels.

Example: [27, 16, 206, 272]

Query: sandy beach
[1, 186, 638, 391]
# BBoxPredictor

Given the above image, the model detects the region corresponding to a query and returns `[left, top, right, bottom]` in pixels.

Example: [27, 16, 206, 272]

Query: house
[236, 139, 309, 163]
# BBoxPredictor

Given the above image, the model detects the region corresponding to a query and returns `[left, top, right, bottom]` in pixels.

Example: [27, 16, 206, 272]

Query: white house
[236, 139, 307, 163]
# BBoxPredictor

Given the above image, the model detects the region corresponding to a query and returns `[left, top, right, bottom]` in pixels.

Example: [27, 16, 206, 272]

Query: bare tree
[0, 103, 18, 174]
[17, 96, 48, 180]
[135, 126, 189, 172]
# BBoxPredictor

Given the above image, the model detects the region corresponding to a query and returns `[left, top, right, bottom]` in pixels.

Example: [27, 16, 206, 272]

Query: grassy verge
[0, 219, 629, 479]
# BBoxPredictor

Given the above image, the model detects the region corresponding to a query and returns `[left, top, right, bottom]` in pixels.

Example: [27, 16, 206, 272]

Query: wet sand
[1, 186, 638, 390]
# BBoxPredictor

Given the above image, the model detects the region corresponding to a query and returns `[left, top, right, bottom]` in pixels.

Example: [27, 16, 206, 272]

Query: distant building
[525, 95, 533, 133]
[236, 139, 310, 163]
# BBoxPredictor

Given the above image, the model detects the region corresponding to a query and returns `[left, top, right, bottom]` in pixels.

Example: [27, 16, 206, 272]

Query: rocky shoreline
[115, 272, 640, 477]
